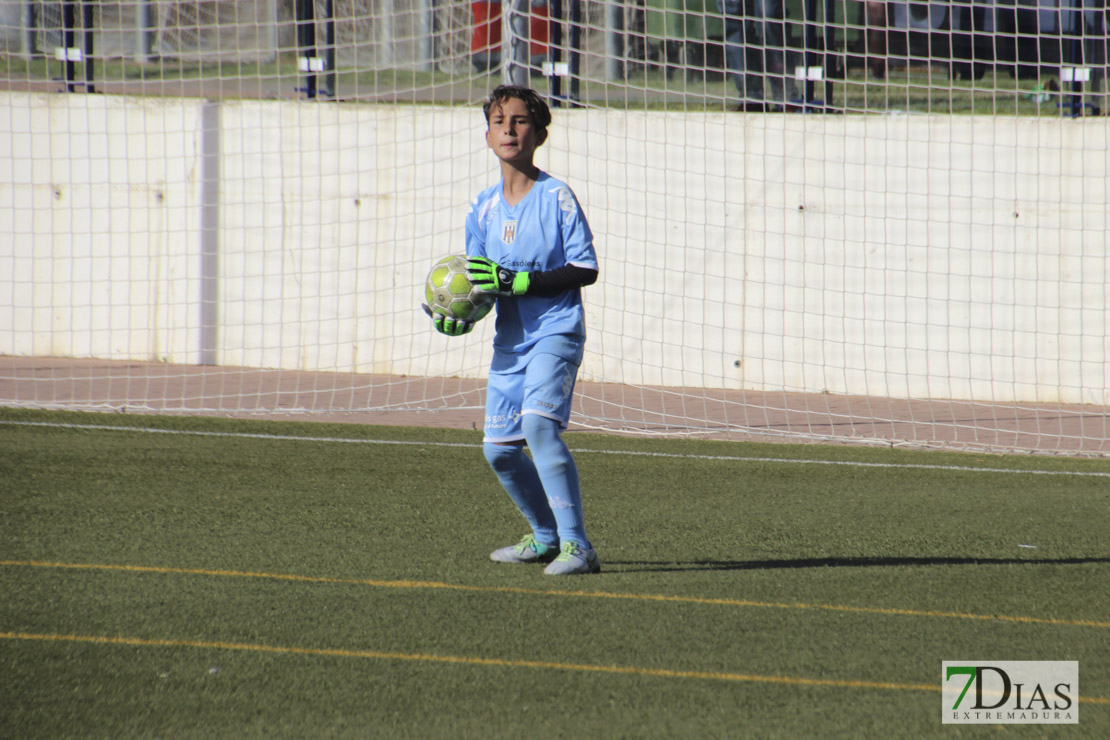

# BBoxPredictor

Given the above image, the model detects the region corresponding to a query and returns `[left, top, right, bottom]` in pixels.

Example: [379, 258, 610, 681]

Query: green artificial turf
[1, 408, 1107, 738]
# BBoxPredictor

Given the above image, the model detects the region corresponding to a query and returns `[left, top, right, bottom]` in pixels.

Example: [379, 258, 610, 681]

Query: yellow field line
[4, 630, 1108, 706]
[0, 630, 938, 694]
[3, 559, 1108, 630]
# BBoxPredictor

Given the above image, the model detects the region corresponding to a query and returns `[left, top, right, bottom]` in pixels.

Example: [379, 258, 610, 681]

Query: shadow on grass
[604, 555, 1110, 573]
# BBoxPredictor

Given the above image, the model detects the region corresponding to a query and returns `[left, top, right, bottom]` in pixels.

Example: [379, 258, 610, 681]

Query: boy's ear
[536, 128, 548, 147]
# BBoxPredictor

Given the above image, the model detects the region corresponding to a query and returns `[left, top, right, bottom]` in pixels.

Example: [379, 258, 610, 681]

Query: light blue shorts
[484, 353, 579, 443]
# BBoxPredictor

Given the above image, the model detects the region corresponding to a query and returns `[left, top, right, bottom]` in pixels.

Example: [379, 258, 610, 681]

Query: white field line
[4, 419, 1110, 478]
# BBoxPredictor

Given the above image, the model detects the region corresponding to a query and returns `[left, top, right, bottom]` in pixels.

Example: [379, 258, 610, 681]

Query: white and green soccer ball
[424, 255, 495, 323]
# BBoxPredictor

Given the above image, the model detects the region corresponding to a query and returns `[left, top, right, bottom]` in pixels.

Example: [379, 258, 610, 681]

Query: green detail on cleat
[490, 534, 559, 564]
[543, 541, 601, 575]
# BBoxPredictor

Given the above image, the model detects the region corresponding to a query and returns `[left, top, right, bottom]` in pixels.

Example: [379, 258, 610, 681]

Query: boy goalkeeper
[425, 85, 600, 575]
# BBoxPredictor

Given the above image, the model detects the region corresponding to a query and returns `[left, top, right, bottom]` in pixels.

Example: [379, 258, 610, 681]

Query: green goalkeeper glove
[466, 257, 530, 296]
[421, 303, 474, 336]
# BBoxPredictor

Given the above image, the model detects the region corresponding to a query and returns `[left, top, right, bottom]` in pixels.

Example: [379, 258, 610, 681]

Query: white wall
[2, 94, 206, 362]
[1, 91, 1107, 405]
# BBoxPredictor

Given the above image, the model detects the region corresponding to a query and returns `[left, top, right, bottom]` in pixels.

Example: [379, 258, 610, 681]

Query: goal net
[1, 1, 1108, 455]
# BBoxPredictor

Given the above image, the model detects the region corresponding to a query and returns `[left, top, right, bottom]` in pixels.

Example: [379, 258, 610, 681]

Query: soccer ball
[424, 255, 495, 323]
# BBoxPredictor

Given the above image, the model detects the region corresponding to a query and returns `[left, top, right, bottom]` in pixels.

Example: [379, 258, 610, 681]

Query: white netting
[1, 1, 1108, 455]
[12, 1, 279, 61]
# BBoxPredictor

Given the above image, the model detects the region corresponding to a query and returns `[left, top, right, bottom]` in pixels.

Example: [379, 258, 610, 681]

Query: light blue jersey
[466, 171, 597, 371]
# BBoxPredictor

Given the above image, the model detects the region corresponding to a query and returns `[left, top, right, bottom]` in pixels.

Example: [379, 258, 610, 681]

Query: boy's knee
[522, 415, 572, 474]
[484, 441, 524, 470]
[521, 413, 560, 445]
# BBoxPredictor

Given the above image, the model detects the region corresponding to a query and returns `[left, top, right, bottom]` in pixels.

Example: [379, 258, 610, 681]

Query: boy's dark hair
[482, 85, 552, 134]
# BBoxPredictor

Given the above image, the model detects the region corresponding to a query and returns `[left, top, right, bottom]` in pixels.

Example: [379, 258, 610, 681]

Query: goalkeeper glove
[421, 303, 474, 336]
[467, 257, 530, 296]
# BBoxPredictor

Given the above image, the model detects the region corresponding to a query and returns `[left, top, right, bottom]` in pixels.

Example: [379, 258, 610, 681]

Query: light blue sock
[483, 442, 558, 547]
[521, 414, 590, 548]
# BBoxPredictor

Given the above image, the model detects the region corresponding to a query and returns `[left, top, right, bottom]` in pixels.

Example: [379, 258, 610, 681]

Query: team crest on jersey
[501, 220, 517, 245]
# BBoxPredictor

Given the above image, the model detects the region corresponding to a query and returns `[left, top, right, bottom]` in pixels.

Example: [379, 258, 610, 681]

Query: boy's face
[485, 96, 546, 167]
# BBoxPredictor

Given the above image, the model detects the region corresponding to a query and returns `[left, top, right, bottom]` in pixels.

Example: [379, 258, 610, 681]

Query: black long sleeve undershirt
[527, 264, 598, 296]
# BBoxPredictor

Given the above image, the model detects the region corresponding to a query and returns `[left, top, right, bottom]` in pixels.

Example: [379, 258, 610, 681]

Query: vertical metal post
[550, 0, 563, 103]
[1064, 0, 1083, 115]
[323, 0, 336, 98]
[605, 0, 624, 81]
[568, 0, 581, 103]
[82, 0, 95, 92]
[503, 0, 530, 87]
[823, 0, 836, 108]
[135, 0, 156, 63]
[377, 0, 395, 68]
[803, 0, 817, 105]
[21, 1, 39, 59]
[62, 1, 78, 91]
[548, 0, 581, 105]
[295, 0, 318, 98]
[417, 0, 434, 73]
[267, 0, 279, 63]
